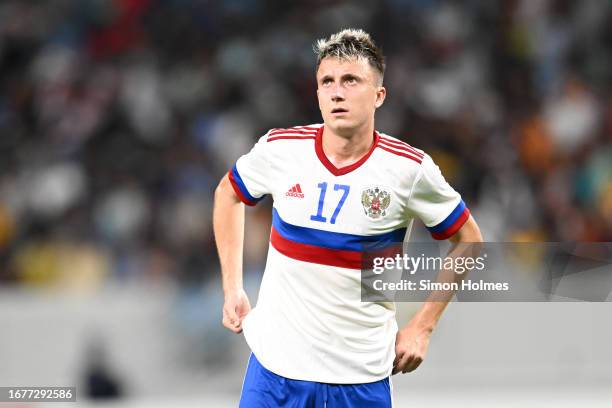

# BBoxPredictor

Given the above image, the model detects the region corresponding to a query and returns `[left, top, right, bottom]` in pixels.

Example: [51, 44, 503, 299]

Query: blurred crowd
[0, 0, 611, 292]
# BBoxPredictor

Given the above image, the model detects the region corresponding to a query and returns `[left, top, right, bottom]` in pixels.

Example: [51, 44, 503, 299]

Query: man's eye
[346, 78, 357, 84]
[322, 79, 332, 85]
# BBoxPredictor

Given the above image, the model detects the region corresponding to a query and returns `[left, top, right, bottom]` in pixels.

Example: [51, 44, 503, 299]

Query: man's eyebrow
[319, 73, 363, 82]
[341, 73, 361, 81]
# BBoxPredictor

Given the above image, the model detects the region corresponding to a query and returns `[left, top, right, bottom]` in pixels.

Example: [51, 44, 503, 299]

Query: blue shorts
[239, 354, 393, 408]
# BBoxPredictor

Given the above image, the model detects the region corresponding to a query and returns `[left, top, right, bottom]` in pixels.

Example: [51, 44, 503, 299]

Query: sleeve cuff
[426, 200, 471, 240]
[228, 165, 264, 206]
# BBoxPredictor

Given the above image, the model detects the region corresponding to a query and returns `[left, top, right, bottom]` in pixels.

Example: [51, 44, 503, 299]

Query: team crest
[361, 186, 391, 219]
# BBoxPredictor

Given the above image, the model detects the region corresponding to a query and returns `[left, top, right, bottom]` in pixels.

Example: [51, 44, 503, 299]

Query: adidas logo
[285, 184, 304, 199]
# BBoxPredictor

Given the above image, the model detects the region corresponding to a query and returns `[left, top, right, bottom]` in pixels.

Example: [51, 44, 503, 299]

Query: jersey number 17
[310, 182, 350, 225]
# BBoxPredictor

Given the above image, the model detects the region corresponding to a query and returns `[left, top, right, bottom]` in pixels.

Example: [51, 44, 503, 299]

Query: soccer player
[213, 28, 483, 407]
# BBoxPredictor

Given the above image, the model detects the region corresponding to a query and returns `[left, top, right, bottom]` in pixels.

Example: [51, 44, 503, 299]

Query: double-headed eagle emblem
[361, 186, 391, 219]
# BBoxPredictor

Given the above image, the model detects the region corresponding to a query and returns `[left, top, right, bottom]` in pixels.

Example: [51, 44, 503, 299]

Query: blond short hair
[314, 28, 385, 81]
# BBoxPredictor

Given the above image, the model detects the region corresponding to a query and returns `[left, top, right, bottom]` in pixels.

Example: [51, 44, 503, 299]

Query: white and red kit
[229, 123, 470, 384]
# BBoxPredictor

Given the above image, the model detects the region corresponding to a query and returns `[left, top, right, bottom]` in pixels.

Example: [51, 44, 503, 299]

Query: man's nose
[331, 85, 345, 101]
[331, 93, 345, 102]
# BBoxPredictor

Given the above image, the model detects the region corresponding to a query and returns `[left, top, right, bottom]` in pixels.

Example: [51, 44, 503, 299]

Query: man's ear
[375, 86, 386, 109]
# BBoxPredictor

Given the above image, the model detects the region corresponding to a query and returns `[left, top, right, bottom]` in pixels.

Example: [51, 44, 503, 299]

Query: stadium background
[0, 0, 610, 406]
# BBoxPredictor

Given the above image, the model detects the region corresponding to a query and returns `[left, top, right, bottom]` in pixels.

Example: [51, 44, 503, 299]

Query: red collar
[314, 126, 379, 176]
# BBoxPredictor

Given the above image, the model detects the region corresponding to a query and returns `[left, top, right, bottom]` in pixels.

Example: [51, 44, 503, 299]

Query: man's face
[316, 56, 385, 135]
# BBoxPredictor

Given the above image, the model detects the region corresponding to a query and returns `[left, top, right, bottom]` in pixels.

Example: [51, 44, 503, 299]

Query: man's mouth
[331, 108, 348, 114]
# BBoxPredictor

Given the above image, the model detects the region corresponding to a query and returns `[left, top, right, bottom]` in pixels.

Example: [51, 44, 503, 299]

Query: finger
[223, 320, 242, 333]
[224, 305, 240, 324]
[222, 315, 242, 333]
[392, 352, 409, 375]
[222, 316, 233, 329]
[225, 304, 246, 332]
[232, 317, 244, 333]
[405, 358, 423, 373]
[404, 357, 423, 373]
[393, 350, 404, 367]
[397, 354, 414, 374]
[402, 356, 421, 373]
[392, 362, 402, 375]
[222, 311, 234, 327]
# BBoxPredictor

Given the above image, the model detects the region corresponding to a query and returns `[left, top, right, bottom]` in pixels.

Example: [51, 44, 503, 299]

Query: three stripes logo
[285, 184, 304, 199]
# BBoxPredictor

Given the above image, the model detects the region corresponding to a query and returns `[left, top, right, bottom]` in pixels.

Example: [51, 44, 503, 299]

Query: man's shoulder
[375, 131, 427, 166]
[263, 124, 323, 144]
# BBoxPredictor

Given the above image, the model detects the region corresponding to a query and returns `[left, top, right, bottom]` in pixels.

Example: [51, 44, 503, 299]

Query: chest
[269, 152, 414, 235]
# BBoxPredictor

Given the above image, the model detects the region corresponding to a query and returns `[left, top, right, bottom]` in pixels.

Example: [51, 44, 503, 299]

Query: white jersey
[229, 123, 470, 384]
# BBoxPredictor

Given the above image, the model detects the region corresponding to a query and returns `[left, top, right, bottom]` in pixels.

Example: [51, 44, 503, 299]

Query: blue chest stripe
[272, 208, 406, 252]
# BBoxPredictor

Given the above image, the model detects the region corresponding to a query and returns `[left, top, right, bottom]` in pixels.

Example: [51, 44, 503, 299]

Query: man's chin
[325, 119, 357, 136]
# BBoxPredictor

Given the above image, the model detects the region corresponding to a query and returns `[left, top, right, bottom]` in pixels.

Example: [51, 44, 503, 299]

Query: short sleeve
[228, 134, 272, 206]
[407, 154, 470, 240]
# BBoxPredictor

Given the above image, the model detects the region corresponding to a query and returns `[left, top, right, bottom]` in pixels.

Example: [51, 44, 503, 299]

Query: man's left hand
[392, 324, 432, 375]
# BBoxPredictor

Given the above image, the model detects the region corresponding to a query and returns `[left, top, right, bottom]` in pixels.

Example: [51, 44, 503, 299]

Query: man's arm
[393, 214, 483, 374]
[213, 173, 251, 334]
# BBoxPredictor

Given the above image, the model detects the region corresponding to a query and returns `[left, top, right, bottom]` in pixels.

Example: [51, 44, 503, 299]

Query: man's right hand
[222, 289, 252, 334]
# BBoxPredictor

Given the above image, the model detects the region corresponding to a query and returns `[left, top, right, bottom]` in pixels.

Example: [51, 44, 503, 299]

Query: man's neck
[322, 123, 375, 168]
